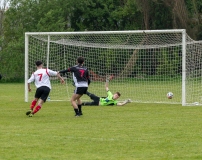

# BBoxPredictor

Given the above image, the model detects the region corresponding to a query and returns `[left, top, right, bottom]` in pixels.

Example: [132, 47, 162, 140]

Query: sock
[74, 109, 79, 115]
[78, 105, 82, 113]
[30, 100, 37, 110]
[32, 105, 41, 114]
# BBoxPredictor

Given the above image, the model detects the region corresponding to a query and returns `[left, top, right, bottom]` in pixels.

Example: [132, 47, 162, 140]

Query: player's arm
[86, 70, 91, 85]
[117, 99, 132, 106]
[88, 78, 91, 85]
[27, 74, 34, 92]
[59, 68, 71, 74]
[57, 72, 65, 84]
[105, 80, 109, 91]
[28, 83, 31, 92]
[48, 69, 65, 84]
[105, 75, 113, 91]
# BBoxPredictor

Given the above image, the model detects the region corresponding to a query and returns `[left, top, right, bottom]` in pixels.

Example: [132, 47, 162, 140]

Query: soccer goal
[25, 30, 202, 106]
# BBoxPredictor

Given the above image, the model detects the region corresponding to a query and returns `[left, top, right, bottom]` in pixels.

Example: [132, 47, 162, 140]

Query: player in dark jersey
[59, 57, 90, 116]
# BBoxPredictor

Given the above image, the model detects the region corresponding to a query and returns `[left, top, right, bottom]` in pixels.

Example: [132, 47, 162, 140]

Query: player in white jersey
[26, 61, 65, 117]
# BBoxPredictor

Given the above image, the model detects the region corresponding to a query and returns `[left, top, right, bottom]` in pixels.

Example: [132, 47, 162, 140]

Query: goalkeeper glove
[106, 75, 111, 82]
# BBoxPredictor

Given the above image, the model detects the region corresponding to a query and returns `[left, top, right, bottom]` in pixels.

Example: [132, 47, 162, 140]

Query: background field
[1, 83, 202, 160]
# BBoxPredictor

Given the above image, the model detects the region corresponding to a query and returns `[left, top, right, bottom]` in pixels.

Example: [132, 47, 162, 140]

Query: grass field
[1, 83, 202, 160]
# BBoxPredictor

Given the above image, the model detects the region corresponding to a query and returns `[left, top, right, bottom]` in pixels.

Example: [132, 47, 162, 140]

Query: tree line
[0, 0, 202, 81]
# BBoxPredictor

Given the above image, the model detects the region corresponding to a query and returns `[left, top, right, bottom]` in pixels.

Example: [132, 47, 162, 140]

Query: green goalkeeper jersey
[99, 90, 118, 106]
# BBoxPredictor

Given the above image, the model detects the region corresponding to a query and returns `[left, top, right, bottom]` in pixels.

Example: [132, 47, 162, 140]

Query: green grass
[41, 79, 183, 104]
[1, 83, 202, 160]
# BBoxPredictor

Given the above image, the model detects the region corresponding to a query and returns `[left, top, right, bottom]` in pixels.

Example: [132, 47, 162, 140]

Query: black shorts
[74, 87, 88, 95]
[35, 86, 50, 102]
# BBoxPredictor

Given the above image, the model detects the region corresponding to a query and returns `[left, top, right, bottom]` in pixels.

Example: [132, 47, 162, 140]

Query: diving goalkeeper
[82, 76, 131, 106]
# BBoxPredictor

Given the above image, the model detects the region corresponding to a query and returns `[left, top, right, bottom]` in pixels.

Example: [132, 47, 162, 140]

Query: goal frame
[25, 29, 186, 105]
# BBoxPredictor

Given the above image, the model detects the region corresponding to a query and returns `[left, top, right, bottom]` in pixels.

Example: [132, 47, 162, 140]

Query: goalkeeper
[82, 76, 131, 106]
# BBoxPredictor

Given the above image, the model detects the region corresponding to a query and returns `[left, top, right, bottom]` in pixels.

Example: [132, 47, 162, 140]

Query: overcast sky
[0, 0, 9, 8]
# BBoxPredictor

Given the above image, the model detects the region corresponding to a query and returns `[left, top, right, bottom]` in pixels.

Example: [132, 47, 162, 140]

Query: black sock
[74, 109, 79, 115]
[78, 105, 82, 113]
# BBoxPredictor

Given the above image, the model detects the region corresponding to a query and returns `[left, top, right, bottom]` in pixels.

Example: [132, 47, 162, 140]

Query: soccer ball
[167, 92, 173, 99]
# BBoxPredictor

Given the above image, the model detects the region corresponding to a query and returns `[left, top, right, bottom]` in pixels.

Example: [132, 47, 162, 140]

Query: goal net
[25, 30, 202, 106]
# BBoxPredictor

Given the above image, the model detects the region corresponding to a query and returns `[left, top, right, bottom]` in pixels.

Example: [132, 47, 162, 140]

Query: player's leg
[71, 93, 82, 116]
[82, 95, 100, 106]
[77, 98, 83, 115]
[86, 91, 100, 100]
[27, 86, 50, 117]
[30, 98, 44, 116]
[82, 101, 99, 106]
[26, 98, 37, 115]
[83, 90, 100, 106]
[30, 98, 38, 110]
[72, 87, 88, 116]
[26, 89, 40, 115]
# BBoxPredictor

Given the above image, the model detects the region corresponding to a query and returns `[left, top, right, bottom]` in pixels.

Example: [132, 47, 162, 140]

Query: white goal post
[25, 29, 202, 106]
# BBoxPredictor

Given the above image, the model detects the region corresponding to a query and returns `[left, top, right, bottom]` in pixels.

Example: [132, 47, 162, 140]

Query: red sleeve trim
[46, 69, 50, 76]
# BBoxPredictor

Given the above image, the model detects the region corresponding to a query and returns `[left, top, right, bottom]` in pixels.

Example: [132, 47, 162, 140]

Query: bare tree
[163, 0, 198, 39]
[136, 0, 150, 30]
